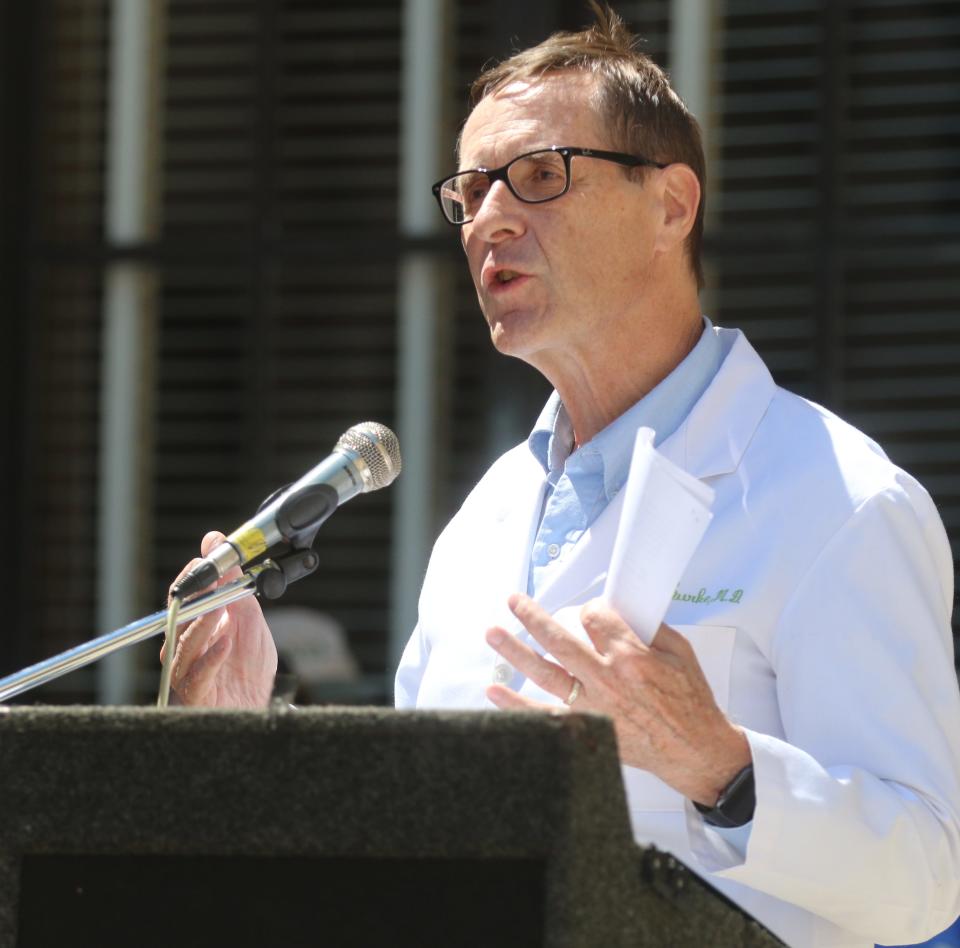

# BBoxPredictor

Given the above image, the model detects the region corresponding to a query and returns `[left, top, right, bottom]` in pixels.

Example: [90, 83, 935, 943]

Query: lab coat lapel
[481, 455, 548, 629]
[658, 328, 777, 480]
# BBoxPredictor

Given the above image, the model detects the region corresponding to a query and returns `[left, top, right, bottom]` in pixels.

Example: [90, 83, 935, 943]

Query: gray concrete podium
[0, 706, 782, 947]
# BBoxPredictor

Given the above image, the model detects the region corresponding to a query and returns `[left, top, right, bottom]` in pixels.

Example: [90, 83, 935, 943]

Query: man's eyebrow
[458, 146, 555, 172]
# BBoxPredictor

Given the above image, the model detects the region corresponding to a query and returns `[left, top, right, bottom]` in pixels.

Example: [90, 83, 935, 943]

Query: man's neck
[545, 311, 704, 447]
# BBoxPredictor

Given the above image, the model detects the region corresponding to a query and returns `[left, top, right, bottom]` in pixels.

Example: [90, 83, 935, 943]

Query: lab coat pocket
[622, 624, 737, 815]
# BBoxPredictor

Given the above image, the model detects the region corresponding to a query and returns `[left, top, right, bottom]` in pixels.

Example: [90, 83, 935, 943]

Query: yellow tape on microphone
[230, 525, 269, 562]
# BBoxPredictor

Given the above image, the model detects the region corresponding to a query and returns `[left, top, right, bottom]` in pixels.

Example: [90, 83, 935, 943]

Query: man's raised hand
[163, 531, 277, 708]
[485, 594, 751, 806]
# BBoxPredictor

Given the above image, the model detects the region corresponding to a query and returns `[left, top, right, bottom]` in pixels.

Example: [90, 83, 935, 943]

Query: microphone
[172, 421, 401, 599]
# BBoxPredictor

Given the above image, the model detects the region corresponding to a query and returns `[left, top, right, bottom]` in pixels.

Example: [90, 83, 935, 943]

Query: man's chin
[489, 325, 533, 361]
[486, 311, 544, 361]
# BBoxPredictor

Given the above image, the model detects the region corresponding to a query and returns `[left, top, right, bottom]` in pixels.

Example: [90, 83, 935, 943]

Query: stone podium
[0, 706, 782, 947]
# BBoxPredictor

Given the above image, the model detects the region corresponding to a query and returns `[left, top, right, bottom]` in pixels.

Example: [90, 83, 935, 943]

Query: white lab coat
[395, 328, 960, 948]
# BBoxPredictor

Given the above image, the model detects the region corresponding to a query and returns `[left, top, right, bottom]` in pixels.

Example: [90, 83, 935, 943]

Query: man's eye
[532, 166, 561, 181]
[462, 179, 489, 210]
[520, 165, 560, 184]
[514, 157, 565, 196]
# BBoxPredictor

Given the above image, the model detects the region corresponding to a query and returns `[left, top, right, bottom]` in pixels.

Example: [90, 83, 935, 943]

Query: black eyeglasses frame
[431, 145, 668, 226]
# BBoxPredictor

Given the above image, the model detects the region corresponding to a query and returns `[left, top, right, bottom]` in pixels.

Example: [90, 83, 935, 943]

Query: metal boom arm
[0, 568, 267, 703]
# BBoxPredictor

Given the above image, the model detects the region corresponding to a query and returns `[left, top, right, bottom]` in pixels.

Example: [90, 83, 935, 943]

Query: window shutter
[25, 0, 109, 668]
[155, 1, 402, 678]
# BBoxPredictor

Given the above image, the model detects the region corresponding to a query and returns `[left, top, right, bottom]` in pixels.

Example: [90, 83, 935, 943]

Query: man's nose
[468, 179, 526, 242]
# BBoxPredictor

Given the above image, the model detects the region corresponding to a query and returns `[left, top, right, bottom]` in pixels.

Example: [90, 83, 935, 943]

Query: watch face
[695, 765, 756, 828]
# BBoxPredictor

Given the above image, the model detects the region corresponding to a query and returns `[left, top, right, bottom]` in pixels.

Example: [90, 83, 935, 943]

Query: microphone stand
[0, 548, 320, 704]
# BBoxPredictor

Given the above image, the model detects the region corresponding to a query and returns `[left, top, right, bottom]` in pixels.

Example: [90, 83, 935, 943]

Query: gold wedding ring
[564, 676, 582, 706]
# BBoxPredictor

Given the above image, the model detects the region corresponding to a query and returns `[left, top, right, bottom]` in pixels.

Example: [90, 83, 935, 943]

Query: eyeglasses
[431, 145, 667, 226]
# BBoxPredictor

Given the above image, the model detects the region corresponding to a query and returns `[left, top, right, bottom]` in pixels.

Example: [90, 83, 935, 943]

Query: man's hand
[485, 593, 751, 806]
[162, 531, 278, 708]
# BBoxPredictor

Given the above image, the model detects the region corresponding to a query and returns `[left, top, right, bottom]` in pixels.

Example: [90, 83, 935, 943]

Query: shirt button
[492, 662, 513, 684]
[547, 543, 561, 559]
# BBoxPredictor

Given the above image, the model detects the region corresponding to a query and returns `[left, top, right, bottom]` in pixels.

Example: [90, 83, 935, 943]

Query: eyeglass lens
[439, 150, 567, 223]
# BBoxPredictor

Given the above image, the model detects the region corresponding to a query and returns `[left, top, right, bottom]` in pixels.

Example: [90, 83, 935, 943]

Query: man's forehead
[459, 72, 603, 168]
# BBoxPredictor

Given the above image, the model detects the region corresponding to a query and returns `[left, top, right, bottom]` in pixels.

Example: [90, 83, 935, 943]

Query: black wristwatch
[693, 764, 756, 828]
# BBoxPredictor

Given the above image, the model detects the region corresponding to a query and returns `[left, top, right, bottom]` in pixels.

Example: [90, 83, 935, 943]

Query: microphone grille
[336, 422, 402, 491]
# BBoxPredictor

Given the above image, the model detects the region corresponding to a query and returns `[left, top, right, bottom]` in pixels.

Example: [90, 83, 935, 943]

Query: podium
[0, 706, 782, 947]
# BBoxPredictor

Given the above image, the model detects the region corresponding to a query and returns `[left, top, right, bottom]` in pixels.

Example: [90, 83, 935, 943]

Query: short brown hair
[468, 2, 706, 289]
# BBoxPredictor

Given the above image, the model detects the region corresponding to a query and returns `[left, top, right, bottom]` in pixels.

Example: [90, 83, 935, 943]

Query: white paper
[602, 427, 715, 644]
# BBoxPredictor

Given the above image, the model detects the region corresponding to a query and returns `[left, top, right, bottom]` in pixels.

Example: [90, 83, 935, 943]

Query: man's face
[458, 71, 662, 368]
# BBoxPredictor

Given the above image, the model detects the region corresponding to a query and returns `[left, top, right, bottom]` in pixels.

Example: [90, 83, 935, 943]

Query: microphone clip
[255, 549, 320, 600]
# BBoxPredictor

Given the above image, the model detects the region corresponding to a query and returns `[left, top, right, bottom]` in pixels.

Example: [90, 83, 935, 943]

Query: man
[168, 6, 960, 946]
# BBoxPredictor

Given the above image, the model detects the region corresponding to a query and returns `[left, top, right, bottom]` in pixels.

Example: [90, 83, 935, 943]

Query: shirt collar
[527, 316, 724, 500]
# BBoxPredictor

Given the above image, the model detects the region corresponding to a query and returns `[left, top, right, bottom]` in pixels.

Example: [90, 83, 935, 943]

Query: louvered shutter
[14, 0, 109, 686]
[155, 1, 402, 684]
[712, 1, 823, 395]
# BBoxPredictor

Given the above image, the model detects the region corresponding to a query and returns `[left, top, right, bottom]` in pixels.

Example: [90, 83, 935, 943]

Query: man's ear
[655, 163, 700, 254]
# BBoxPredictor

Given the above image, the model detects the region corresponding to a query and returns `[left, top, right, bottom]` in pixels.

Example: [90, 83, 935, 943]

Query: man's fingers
[175, 635, 232, 705]
[486, 684, 562, 713]
[170, 608, 225, 688]
[486, 626, 577, 699]
[579, 598, 644, 654]
[650, 622, 695, 660]
[507, 593, 600, 669]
